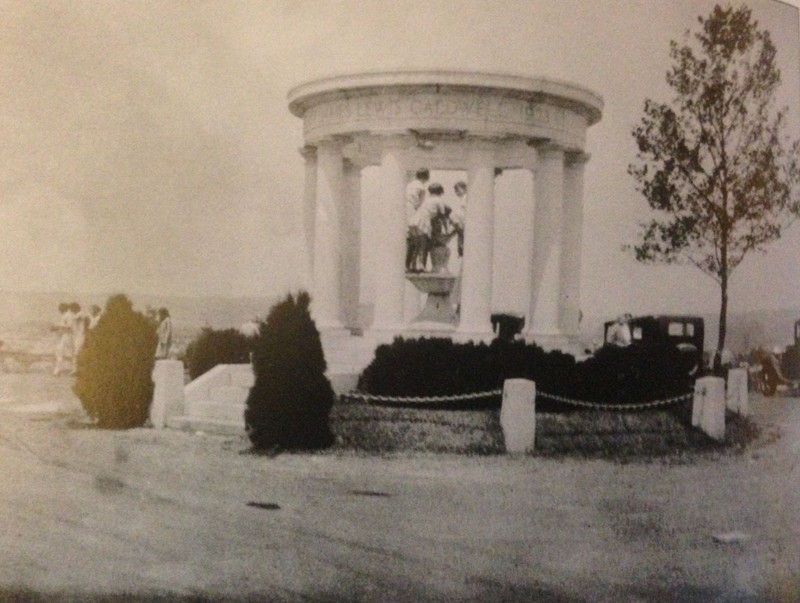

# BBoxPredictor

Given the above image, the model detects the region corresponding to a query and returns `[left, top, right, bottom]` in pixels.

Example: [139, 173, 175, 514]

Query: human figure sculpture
[410, 182, 454, 272]
[405, 168, 429, 272]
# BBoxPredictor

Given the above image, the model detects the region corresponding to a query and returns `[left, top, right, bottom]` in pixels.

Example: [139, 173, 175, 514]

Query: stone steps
[165, 334, 375, 435]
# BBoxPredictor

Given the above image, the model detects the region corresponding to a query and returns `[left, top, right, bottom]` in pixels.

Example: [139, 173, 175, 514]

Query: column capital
[535, 142, 565, 160]
[299, 145, 317, 161]
[316, 135, 352, 150]
[565, 151, 591, 166]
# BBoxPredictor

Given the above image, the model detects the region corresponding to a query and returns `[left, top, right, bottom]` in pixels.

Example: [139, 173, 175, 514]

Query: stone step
[185, 399, 245, 423]
[166, 415, 244, 436]
[209, 384, 249, 405]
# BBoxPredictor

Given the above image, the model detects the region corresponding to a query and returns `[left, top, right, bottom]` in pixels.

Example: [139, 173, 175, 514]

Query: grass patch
[330, 399, 761, 461]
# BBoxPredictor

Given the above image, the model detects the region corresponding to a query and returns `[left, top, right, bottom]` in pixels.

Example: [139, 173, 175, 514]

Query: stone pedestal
[500, 379, 536, 453]
[726, 368, 749, 416]
[405, 272, 457, 325]
[151, 360, 185, 429]
[693, 376, 725, 441]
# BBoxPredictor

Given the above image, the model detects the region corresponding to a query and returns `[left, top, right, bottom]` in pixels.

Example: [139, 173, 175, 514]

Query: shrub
[244, 291, 335, 451]
[357, 338, 693, 410]
[184, 327, 255, 380]
[73, 294, 158, 429]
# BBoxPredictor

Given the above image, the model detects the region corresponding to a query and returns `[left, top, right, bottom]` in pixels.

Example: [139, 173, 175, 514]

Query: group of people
[405, 168, 467, 273]
[52, 302, 102, 376]
[52, 302, 173, 376]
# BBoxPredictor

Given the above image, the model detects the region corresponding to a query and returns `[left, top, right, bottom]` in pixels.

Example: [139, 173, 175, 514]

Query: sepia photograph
[0, 1, 799, 600]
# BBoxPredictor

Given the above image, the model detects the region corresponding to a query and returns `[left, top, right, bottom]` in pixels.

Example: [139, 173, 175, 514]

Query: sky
[1, 0, 799, 324]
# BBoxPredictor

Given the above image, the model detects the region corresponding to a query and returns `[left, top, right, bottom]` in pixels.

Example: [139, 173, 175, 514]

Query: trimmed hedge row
[183, 327, 255, 380]
[357, 338, 694, 410]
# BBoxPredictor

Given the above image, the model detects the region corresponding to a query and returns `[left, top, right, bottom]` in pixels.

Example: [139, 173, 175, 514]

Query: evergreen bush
[73, 294, 158, 429]
[244, 291, 335, 451]
[184, 327, 255, 380]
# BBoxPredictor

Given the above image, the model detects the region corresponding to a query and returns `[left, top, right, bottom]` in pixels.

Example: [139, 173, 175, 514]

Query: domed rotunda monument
[288, 70, 602, 349]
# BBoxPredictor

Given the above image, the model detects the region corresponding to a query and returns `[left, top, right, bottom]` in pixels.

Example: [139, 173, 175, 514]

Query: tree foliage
[73, 294, 158, 429]
[628, 4, 800, 349]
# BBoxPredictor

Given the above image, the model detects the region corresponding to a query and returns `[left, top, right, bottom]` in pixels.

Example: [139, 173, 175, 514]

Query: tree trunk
[717, 273, 728, 353]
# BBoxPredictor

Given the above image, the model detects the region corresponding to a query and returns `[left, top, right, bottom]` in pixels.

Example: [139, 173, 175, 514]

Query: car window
[668, 322, 684, 336]
[686, 323, 694, 336]
[632, 326, 642, 340]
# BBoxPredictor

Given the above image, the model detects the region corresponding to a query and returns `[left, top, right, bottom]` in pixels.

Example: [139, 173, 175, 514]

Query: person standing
[70, 303, 88, 375]
[52, 302, 76, 376]
[88, 305, 102, 329]
[155, 308, 173, 359]
[405, 168, 430, 272]
[607, 314, 633, 347]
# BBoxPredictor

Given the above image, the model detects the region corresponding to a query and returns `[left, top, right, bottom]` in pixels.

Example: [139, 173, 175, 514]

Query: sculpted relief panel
[303, 90, 588, 148]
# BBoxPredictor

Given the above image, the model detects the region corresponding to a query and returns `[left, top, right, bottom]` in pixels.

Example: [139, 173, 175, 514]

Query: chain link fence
[342, 388, 693, 411]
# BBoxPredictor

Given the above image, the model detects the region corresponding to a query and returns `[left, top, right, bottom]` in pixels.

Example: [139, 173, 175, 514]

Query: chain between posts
[342, 389, 694, 411]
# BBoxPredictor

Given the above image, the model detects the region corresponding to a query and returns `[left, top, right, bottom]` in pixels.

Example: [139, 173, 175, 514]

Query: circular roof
[288, 70, 603, 126]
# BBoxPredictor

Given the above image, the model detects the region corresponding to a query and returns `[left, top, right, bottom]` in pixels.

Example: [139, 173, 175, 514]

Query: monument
[288, 70, 602, 349]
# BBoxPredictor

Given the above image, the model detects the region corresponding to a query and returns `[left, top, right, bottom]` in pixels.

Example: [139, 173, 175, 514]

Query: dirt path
[0, 373, 798, 601]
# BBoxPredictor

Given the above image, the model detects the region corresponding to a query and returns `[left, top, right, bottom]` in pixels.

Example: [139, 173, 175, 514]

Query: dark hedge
[244, 292, 335, 451]
[73, 294, 158, 429]
[184, 327, 255, 380]
[357, 338, 694, 411]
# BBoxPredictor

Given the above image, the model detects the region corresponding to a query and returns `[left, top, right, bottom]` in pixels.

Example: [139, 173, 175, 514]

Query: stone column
[457, 140, 495, 339]
[371, 136, 407, 333]
[525, 144, 564, 343]
[341, 159, 362, 331]
[312, 138, 345, 330]
[559, 152, 588, 338]
[300, 145, 317, 276]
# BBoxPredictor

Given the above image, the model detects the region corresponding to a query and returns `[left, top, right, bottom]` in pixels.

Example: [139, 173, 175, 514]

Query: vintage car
[754, 319, 800, 396]
[603, 314, 704, 377]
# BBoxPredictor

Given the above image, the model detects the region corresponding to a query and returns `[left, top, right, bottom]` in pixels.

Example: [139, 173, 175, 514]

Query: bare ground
[0, 372, 798, 602]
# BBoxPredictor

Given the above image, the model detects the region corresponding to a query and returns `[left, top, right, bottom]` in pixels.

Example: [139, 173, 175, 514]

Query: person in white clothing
[405, 168, 429, 272]
[52, 302, 76, 376]
[88, 305, 102, 329]
[70, 303, 88, 374]
[607, 314, 633, 347]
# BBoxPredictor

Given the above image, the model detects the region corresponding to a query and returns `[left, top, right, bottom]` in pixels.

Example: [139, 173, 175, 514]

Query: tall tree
[628, 4, 800, 352]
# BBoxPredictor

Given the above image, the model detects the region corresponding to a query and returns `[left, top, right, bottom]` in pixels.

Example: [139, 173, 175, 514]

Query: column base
[521, 330, 586, 354]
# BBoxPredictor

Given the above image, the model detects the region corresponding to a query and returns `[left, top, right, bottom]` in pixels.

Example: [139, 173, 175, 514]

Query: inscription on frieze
[304, 91, 585, 140]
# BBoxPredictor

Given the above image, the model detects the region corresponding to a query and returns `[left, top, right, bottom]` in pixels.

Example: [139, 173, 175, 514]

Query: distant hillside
[0, 291, 279, 331]
[3, 291, 796, 355]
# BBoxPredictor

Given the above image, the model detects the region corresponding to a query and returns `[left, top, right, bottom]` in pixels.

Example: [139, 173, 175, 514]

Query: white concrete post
[500, 379, 536, 453]
[559, 152, 588, 337]
[693, 376, 726, 441]
[457, 140, 495, 338]
[525, 144, 564, 340]
[150, 359, 185, 429]
[371, 136, 407, 333]
[313, 138, 345, 330]
[726, 368, 749, 416]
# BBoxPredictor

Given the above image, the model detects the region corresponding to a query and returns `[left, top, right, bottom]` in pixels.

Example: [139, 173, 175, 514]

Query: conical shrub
[244, 291, 335, 451]
[73, 294, 158, 429]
